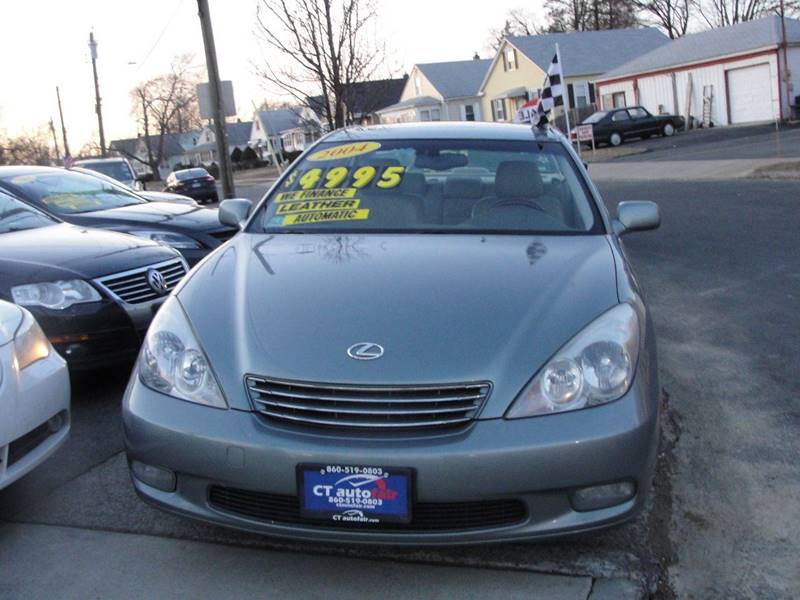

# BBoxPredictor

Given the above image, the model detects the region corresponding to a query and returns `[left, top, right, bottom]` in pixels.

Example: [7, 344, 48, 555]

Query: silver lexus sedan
[123, 122, 661, 544]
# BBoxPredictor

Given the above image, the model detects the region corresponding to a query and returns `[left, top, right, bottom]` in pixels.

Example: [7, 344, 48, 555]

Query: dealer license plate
[298, 464, 411, 524]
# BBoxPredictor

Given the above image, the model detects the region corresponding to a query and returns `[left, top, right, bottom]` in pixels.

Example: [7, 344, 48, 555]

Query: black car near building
[0, 189, 186, 370]
[0, 167, 236, 266]
[163, 168, 219, 204]
[575, 106, 685, 147]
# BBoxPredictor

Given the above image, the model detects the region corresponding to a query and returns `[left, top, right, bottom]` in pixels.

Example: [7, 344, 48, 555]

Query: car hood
[138, 190, 198, 206]
[180, 233, 620, 416]
[70, 201, 221, 232]
[0, 223, 180, 285]
[0, 301, 23, 346]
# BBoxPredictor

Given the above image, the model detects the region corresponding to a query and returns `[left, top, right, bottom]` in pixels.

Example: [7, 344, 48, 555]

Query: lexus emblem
[146, 268, 169, 295]
[347, 342, 384, 361]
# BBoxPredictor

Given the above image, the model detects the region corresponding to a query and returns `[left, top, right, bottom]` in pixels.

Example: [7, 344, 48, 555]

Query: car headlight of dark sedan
[138, 296, 227, 409]
[11, 280, 102, 310]
[129, 230, 202, 249]
[506, 303, 640, 418]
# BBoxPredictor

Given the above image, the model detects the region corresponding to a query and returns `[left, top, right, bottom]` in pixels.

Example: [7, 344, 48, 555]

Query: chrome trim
[245, 376, 491, 431]
[93, 258, 188, 305]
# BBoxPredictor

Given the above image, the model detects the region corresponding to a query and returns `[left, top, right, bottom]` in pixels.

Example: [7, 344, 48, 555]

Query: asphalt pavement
[1, 127, 798, 599]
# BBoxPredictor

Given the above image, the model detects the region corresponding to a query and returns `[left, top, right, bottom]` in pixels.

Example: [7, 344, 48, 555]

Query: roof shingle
[416, 59, 492, 99]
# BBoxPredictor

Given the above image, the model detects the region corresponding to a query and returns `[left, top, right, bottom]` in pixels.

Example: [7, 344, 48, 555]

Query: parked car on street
[124, 122, 662, 544]
[0, 300, 70, 490]
[574, 106, 685, 147]
[0, 188, 187, 370]
[0, 166, 237, 266]
[73, 157, 141, 190]
[163, 168, 219, 204]
[72, 166, 199, 207]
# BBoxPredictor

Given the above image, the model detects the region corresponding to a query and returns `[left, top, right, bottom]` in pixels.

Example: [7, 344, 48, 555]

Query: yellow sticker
[307, 142, 381, 162]
[282, 209, 369, 225]
[276, 188, 357, 202]
[276, 199, 360, 215]
[10, 175, 36, 185]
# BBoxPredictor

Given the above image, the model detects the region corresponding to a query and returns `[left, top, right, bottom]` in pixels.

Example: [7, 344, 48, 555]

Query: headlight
[138, 296, 227, 408]
[129, 230, 201, 249]
[506, 303, 640, 419]
[12, 280, 101, 310]
[14, 310, 51, 370]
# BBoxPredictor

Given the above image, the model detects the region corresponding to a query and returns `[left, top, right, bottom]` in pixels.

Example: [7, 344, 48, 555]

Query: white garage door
[727, 64, 774, 124]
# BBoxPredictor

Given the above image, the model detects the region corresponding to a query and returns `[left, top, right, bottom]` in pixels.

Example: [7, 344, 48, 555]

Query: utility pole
[196, 0, 234, 198]
[779, 0, 793, 121]
[48, 118, 61, 165]
[55, 86, 70, 159]
[88, 32, 107, 156]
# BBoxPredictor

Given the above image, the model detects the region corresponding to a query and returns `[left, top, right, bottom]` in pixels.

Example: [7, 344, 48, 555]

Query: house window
[503, 48, 518, 72]
[464, 104, 476, 121]
[573, 82, 589, 108]
[491, 98, 506, 122]
[613, 92, 626, 108]
[419, 108, 441, 122]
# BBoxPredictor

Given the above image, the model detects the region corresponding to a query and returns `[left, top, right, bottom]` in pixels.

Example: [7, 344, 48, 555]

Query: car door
[626, 107, 655, 137]
[610, 110, 633, 138]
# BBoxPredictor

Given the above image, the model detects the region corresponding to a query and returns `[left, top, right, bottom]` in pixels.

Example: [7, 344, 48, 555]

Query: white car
[0, 301, 70, 490]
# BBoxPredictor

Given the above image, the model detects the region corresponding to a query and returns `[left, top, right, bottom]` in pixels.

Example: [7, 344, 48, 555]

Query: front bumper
[123, 365, 659, 545]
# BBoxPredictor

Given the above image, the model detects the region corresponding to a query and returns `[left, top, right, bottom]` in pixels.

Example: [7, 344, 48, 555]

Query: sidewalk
[0, 523, 616, 600]
[587, 158, 796, 181]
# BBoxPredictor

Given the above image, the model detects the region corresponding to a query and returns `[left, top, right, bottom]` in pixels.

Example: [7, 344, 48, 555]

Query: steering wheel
[471, 197, 545, 219]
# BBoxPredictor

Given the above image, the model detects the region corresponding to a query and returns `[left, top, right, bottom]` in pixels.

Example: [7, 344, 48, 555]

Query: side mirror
[614, 201, 660, 236]
[219, 198, 253, 229]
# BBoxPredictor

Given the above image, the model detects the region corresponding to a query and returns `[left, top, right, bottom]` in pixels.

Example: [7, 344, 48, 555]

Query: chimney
[473, 51, 480, 60]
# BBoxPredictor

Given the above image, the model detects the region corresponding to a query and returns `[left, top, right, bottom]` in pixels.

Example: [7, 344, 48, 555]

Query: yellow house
[478, 29, 670, 123]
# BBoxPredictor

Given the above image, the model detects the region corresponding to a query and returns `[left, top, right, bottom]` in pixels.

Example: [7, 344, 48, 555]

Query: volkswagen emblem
[146, 268, 169, 295]
[347, 342, 384, 361]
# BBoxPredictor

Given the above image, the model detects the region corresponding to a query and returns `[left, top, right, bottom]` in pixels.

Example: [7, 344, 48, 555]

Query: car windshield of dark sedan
[0, 171, 146, 214]
[583, 112, 608, 124]
[176, 168, 209, 180]
[0, 191, 57, 233]
[253, 139, 600, 234]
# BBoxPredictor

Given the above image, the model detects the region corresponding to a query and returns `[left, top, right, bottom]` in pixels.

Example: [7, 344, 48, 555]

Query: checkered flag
[537, 51, 564, 117]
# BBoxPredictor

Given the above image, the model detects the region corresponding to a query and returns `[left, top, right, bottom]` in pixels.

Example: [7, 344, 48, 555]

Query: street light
[88, 31, 107, 157]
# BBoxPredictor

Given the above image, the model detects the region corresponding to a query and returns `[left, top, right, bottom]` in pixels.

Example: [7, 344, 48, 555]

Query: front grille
[209, 486, 527, 531]
[94, 259, 187, 304]
[246, 377, 490, 431]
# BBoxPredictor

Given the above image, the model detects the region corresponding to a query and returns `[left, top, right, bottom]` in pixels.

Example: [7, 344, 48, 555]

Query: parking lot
[1, 126, 798, 599]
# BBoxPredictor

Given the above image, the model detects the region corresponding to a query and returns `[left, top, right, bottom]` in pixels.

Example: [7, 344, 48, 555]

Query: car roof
[321, 122, 563, 143]
[74, 157, 128, 164]
[0, 165, 66, 178]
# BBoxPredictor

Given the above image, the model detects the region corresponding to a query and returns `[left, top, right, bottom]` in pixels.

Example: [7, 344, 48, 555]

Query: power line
[135, 0, 186, 72]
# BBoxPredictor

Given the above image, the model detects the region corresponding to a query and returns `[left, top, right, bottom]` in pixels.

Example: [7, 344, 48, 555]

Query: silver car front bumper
[122, 357, 659, 545]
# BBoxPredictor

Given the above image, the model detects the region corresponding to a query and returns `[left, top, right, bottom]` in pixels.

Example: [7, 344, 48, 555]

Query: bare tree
[77, 137, 103, 159]
[634, 0, 690, 37]
[254, 0, 384, 130]
[544, 0, 639, 31]
[487, 8, 540, 51]
[126, 55, 202, 179]
[0, 127, 53, 166]
[692, 0, 797, 27]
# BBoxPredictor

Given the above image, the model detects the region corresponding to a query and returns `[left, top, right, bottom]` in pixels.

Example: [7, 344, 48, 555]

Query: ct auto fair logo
[347, 342, 384, 360]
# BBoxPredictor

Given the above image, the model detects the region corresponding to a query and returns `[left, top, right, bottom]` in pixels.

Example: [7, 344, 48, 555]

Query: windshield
[0, 190, 57, 234]
[0, 170, 146, 215]
[76, 160, 134, 182]
[583, 112, 608, 124]
[250, 139, 601, 235]
[176, 168, 209, 180]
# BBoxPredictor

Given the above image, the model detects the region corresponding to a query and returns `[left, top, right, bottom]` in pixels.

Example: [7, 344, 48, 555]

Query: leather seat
[477, 161, 566, 223]
[441, 177, 484, 224]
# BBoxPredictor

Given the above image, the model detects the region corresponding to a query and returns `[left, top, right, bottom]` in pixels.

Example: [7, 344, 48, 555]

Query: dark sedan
[575, 106, 685, 147]
[163, 168, 219, 204]
[0, 166, 237, 266]
[0, 188, 185, 370]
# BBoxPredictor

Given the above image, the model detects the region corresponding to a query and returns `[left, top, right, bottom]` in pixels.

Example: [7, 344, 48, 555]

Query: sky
[0, 0, 544, 150]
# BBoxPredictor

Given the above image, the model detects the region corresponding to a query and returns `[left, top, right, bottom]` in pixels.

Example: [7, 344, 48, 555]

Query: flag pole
[555, 43, 573, 143]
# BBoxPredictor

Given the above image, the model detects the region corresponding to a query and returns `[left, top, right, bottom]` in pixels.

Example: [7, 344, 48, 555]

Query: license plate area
[298, 464, 412, 525]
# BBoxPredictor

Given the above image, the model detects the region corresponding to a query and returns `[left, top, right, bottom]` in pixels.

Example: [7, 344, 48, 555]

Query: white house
[248, 107, 323, 160]
[595, 16, 800, 126]
[377, 59, 491, 123]
[185, 121, 253, 165]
